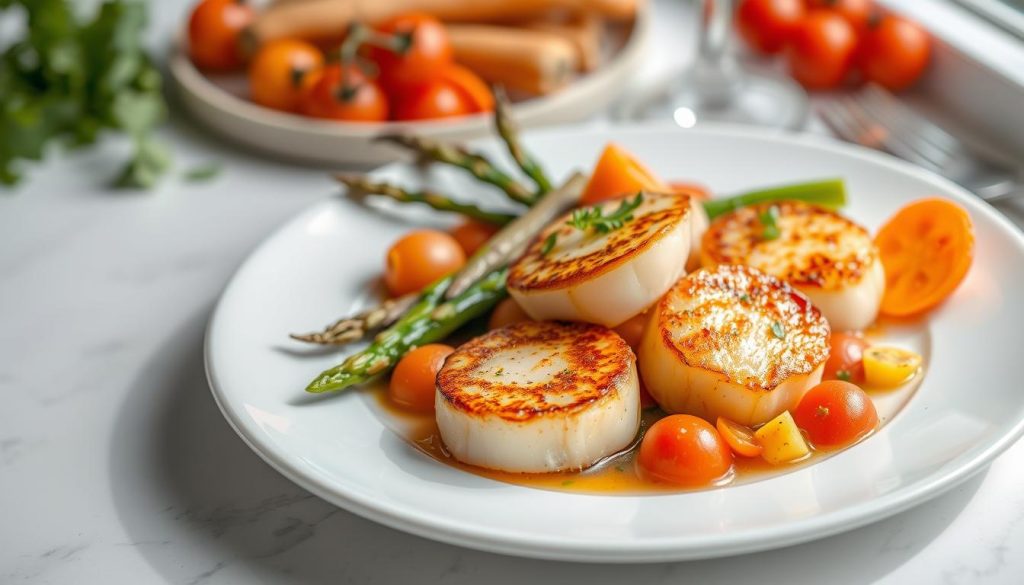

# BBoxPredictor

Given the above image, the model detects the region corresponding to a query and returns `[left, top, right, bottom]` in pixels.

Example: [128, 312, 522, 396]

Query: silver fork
[816, 84, 1021, 201]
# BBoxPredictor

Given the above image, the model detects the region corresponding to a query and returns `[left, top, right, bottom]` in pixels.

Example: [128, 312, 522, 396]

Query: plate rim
[204, 123, 1024, 562]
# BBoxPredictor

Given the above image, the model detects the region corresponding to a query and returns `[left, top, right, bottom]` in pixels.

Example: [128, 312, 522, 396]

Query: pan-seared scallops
[701, 201, 884, 332]
[436, 321, 640, 473]
[508, 192, 693, 327]
[638, 265, 830, 427]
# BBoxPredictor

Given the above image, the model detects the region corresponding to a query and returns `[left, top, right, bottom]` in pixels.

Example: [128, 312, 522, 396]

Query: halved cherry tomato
[807, 0, 873, 30]
[612, 312, 647, 352]
[859, 14, 931, 91]
[389, 344, 454, 412]
[449, 219, 499, 256]
[668, 181, 711, 201]
[792, 380, 878, 449]
[488, 298, 532, 330]
[384, 229, 466, 296]
[875, 198, 974, 316]
[716, 417, 763, 458]
[824, 332, 870, 382]
[248, 39, 324, 112]
[370, 13, 453, 91]
[301, 64, 388, 122]
[581, 143, 667, 205]
[188, 0, 254, 71]
[638, 415, 733, 486]
[736, 0, 806, 55]
[786, 10, 858, 89]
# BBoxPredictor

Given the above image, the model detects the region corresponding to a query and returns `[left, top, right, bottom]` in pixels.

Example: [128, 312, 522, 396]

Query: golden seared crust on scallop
[701, 201, 878, 290]
[436, 321, 634, 421]
[508, 192, 692, 291]
[657, 265, 830, 392]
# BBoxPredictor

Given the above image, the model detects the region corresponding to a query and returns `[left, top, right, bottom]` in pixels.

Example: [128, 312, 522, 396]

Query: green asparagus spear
[336, 174, 518, 225]
[703, 178, 847, 220]
[378, 134, 536, 206]
[306, 269, 509, 393]
[493, 87, 552, 196]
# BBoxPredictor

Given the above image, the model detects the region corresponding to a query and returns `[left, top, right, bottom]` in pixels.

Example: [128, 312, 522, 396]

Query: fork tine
[860, 85, 965, 159]
[816, 99, 879, 148]
[835, 94, 946, 171]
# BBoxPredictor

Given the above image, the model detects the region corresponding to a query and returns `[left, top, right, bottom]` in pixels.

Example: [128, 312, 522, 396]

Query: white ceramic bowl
[169, 12, 650, 166]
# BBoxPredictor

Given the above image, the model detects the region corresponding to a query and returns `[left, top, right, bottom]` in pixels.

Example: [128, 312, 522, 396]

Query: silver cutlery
[816, 84, 1021, 201]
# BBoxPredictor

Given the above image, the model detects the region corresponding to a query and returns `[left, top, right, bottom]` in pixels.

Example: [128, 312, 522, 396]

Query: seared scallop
[508, 192, 693, 327]
[701, 201, 884, 332]
[435, 321, 640, 473]
[638, 265, 830, 427]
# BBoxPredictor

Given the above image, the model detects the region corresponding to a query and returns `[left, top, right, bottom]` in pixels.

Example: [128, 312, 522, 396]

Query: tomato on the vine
[248, 39, 324, 112]
[807, 0, 874, 30]
[786, 10, 858, 89]
[370, 13, 453, 91]
[859, 14, 931, 91]
[391, 65, 493, 121]
[735, 0, 806, 55]
[301, 64, 388, 122]
[188, 0, 255, 71]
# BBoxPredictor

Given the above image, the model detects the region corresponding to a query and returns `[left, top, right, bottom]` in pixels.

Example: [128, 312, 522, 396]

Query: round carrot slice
[580, 143, 668, 205]
[716, 417, 763, 458]
[875, 198, 974, 317]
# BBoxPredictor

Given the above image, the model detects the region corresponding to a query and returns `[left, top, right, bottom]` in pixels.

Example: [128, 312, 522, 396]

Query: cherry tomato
[735, 0, 806, 55]
[188, 0, 254, 71]
[716, 417, 763, 458]
[449, 219, 499, 256]
[248, 39, 324, 112]
[807, 0, 873, 30]
[488, 298, 532, 330]
[792, 380, 878, 449]
[786, 10, 858, 89]
[389, 344, 454, 412]
[384, 229, 466, 297]
[859, 14, 931, 91]
[391, 66, 492, 121]
[370, 13, 453, 91]
[439, 64, 494, 113]
[824, 332, 870, 383]
[301, 64, 388, 122]
[637, 414, 733, 486]
[612, 313, 647, 352]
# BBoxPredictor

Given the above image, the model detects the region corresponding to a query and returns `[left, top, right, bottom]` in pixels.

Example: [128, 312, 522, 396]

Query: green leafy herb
[184, 162, 222, 183]
[568, 193, 644, 234]
[540, 232, 557, 256]
[1, 0, 170, 188]
[759, 205, 781, 240]
[836, 370, 852, 382]
[770, 321, 786, 340]
[738, 294, 750, 302]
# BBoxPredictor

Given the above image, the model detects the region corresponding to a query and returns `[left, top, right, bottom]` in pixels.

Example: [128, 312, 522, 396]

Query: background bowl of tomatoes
[171, 0, 652, 166]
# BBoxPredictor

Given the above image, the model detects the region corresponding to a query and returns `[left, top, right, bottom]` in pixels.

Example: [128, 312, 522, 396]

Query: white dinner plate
[205, 125, 1024, 562]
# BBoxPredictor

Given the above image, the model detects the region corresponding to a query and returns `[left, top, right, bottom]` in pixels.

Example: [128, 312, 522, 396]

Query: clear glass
[618, 0, 809, 129]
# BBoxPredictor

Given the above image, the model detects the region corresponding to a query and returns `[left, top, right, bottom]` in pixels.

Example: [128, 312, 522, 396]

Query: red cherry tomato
[248, 39, 324, 112]
[736, 0, 806, 55]
[301, 64, 388, 122]
[389, 344, 454, 413]
[859, 14, 931, 91]
[188, 0, 254, 71]
[438, 64, 495, 113]
[384, 229, 466, 297]
[786, 10, 858, 89]
[637, 415, 733, 486]
[807, 0, 873, 30]
[370, 13, 453, 91]
[793, 380, 879, 449]
[824, 332, 870, 383]
[449, 219, 499, 256]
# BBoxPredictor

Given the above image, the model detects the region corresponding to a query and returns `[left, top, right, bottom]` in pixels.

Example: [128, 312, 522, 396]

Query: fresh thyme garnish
[739, 294, 750, 302]
[759, 205, 781, 240]
[568, 193, 644, 234]
[540, 232, 558, 256]
[770, 321, 786, 340]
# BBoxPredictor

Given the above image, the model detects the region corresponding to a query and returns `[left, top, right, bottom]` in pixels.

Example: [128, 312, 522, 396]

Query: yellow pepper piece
[754, 411, 810, 465]
[863, 345, 922, 388]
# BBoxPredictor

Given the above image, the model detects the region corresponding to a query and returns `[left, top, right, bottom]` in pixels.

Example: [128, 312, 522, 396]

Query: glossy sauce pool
[360, 321, 929, 494]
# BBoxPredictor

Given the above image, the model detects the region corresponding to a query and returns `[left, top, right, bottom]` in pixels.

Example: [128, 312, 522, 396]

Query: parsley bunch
[0, 0, 169, 188]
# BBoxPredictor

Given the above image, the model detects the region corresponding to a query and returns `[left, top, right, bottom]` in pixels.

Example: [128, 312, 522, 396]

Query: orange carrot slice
[580, 143, 667, 205]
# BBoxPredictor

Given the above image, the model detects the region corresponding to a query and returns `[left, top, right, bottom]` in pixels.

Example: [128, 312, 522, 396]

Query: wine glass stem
[692, 0, 741, 106]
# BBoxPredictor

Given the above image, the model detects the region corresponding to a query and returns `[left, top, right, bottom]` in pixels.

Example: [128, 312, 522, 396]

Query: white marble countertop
[3, 1, 1024, 583]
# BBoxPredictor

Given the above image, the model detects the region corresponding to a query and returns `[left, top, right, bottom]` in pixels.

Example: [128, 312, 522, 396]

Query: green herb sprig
[568, 193, 644, 233]
[759, 205, 781, 241]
